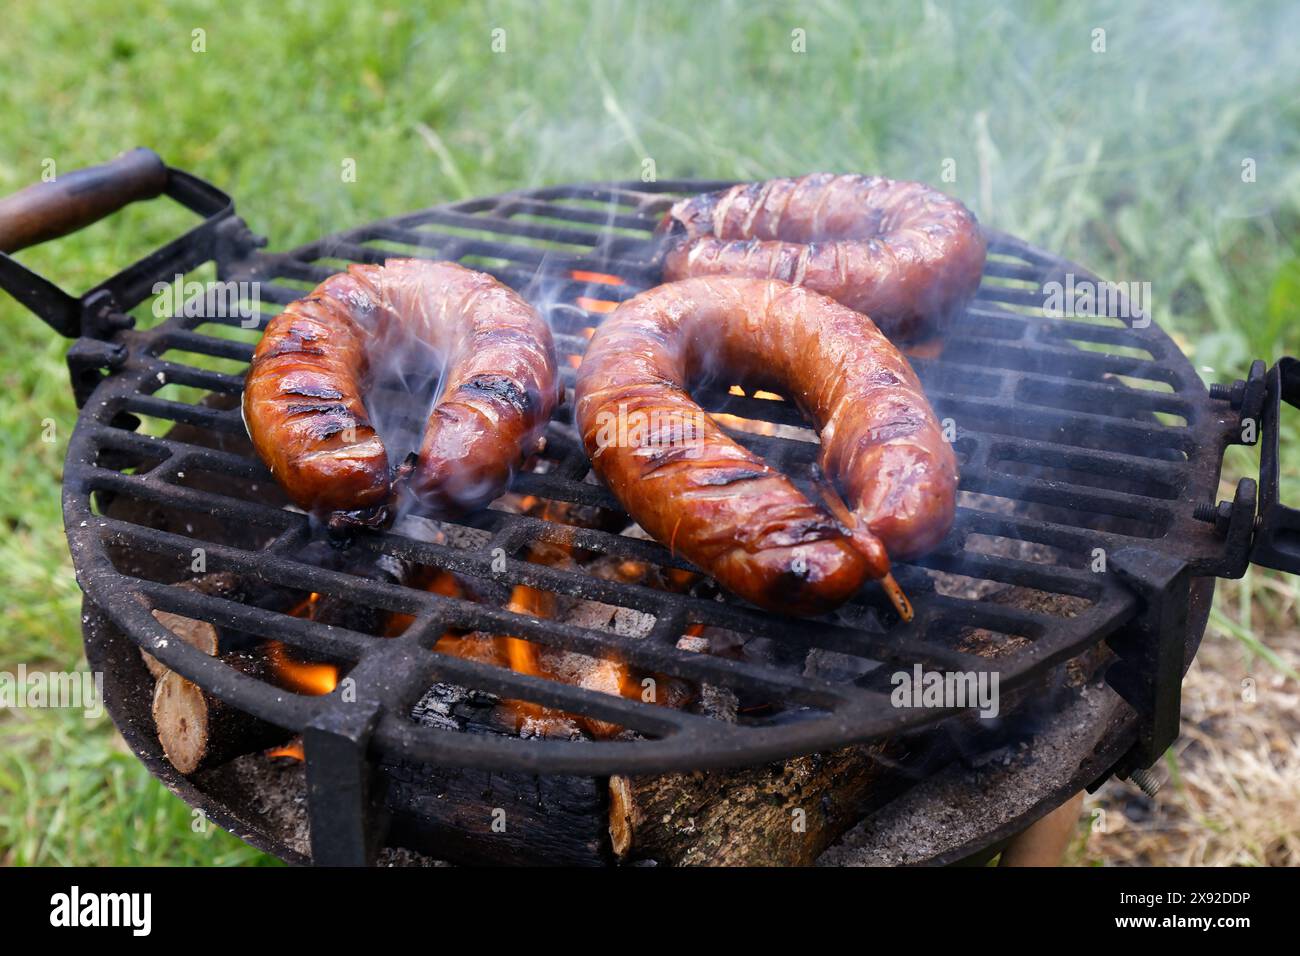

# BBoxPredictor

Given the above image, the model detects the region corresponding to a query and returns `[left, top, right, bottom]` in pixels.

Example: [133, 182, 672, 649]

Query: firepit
[4, 150, 1297, 865]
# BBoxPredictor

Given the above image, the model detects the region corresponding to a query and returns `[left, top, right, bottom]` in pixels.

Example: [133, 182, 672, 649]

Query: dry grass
[1074, 629, 1300, 866]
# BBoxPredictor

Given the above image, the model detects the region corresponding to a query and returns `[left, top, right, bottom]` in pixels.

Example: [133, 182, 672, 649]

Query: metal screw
[1192, 502, 1218, 523]
[1128, 767, 1161, 797]
[1208, 379, 1246, 409]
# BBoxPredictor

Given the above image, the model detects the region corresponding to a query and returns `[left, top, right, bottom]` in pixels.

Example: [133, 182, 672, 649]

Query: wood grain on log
[140, 572, 244, 678]
[152, 655, 291, 774]
[609, 742, 893, 866]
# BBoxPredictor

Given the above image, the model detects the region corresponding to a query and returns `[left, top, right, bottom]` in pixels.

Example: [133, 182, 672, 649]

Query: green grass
[1, 0, 1298, 865]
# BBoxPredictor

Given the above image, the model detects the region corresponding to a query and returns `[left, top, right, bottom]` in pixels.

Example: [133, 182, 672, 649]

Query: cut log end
[151, 652, 289, 776]
[152, 670, 211, 774]
[142, 610, 219, 679]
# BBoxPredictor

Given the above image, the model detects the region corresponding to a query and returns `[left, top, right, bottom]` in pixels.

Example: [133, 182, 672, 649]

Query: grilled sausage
[660, 174, 987, 342]
[574, 276, 958, 616]
[243, 259, 559, 527]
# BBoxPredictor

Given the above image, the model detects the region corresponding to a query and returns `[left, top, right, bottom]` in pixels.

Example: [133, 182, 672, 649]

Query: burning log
[144, 573, 294, 772]
[605, 624, 896, 866]
[382, 681, 612, 866]
[145, 568, 379, 774]
[608, 742, 894, 867]
[152, 651, 291, 774]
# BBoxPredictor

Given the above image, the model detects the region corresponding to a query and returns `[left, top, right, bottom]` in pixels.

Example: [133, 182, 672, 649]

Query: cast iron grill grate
[57, 179, 1238, 780]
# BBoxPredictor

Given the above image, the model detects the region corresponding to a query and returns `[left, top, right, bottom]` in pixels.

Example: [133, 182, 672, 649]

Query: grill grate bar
[494, 197, 653, 232]
[96, 517, 893, 712]
[152, 329, 256, 363]
[88, 469, 296, 529]
[912, 548, 1102, 597]
[136, 578, 373, 660]
[120, 394, 245, 435]
[956, 463, 1176, 524]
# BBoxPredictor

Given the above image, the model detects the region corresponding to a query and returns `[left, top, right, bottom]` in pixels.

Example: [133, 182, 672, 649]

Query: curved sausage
[574, 276, 958, 616]
[243, 259, 560, 527]
[660, 174, 987, 342]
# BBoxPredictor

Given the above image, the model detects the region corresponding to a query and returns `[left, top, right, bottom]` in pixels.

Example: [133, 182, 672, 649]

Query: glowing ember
[569, 269, 625, 286]
[575, 296, 618, 314]
[666, 567, 699, 591]
[904, 338, 945, 361]
[404, 494, 678, 738]
[421, 509, 649, 735]
[266, 740, 304, 761]
[711, 411, 781, 437]
[616, 559, 648, 582]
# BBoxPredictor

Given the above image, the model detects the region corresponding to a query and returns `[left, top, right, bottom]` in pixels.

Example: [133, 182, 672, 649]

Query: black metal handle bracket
[1249, 356, 1300, 573]
[1195, 356, 1300, 576]
[0, 151, 260, 340]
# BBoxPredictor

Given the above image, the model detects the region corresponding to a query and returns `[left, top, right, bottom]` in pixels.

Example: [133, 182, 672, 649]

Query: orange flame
[499, 584, 549, 679]
[408, 495, 676, 737]
[570, 269, 625, 286]
[492, 584, 552, 726]
[569, 269, 623, 313]
[269, 594, 340, 695]
[266, 740, 305, 761]
[267, 641, 340, 696]
[575, 296, 618, 314]
[288, 591, 320, 619]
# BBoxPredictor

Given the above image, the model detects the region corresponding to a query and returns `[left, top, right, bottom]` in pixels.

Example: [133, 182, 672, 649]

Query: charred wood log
[380, 682, 610, 866]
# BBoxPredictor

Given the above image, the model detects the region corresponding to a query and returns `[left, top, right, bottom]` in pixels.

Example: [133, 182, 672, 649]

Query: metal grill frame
[44, 177, 1247, 790]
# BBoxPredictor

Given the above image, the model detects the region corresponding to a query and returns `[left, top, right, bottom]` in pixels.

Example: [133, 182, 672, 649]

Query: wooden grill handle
[0, 148, 168, 254]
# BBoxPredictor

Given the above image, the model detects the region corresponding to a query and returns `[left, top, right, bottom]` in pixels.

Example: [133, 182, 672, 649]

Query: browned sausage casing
[660, 174, 987, 342]
[574, 276, 958, 616]
[243, 259, 559, 524]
